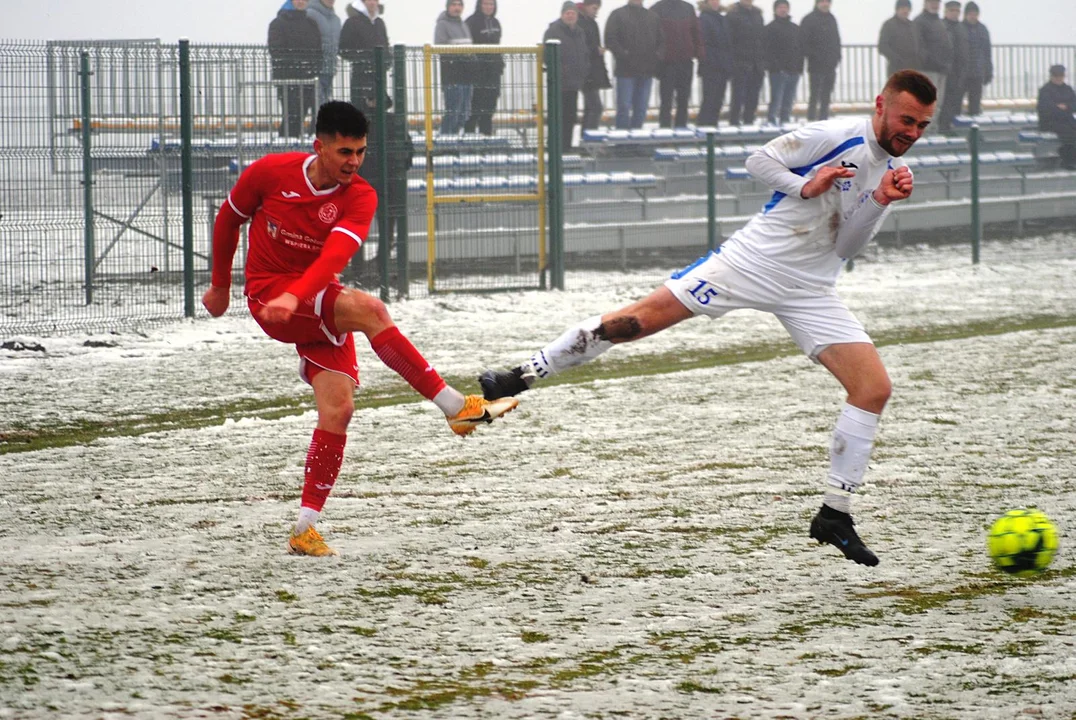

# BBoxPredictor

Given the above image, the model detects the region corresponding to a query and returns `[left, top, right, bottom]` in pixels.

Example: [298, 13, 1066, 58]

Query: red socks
[300, 429, 347, 512]
[370, 326, 447, 401]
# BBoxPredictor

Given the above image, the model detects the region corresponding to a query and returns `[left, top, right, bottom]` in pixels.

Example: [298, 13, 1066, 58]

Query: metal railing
[1, 38, 1074, 335]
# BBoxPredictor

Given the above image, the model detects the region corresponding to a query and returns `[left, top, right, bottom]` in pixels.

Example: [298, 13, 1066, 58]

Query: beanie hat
[896, 0, 911, 9]
[944, 1, 961, 8]
[774, 0, 789, 8]
[964, 1, 979, 11]
[1050, 64, 1066, 77]
[561, 0, 577, 10]
[582, 0, 601, 4]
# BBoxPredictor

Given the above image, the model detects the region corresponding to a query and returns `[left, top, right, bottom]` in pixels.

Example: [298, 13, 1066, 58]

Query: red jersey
[225, 153, 377, 299]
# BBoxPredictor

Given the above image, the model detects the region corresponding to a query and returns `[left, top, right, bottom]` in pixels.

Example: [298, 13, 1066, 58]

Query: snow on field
[0, 236, 1074, 718]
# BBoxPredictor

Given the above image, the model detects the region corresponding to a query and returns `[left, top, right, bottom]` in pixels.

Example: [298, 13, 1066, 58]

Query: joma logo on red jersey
[318, 203, 340, 224]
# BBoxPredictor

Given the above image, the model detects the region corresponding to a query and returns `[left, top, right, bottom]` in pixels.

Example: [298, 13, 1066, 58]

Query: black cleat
[479, 366, 531, 400]
[810, 505, 879, 567]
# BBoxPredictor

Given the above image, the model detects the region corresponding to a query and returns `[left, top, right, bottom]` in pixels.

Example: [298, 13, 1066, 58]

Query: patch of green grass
[205, 628, 243, 643]
[521, 631, 550, 644]
[8, 315, 1074, 454]
[677, 680, 723, 694]
[815, 664, 866, 677]
[275, 590, 298, 603]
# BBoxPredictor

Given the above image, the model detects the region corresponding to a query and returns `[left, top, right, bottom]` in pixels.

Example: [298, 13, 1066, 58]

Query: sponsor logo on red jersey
[267, 218, 279, 238]
[318, 203, 340, 224]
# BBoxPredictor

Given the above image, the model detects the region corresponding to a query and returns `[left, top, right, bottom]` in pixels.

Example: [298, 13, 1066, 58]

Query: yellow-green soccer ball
[987, 509, 1059, 577]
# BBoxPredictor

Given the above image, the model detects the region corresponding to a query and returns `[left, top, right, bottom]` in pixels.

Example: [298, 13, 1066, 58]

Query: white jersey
[720, 116, 904, 288]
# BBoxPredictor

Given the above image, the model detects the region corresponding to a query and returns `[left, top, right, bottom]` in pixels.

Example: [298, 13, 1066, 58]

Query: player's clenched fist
[873, 166, 914, 205]
[800, 165, 857, 200]
[202, 285, 230, 317]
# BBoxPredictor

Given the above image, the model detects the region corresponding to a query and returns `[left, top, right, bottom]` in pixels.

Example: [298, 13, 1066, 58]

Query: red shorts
[247, 278, 359, 386]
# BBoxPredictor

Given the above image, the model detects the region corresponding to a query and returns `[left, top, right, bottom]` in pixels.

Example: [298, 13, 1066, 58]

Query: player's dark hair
[315, 101, 369, 140]
[883, 70, 937, 106]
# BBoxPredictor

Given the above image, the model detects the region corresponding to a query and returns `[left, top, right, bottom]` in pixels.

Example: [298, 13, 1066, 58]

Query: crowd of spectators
[267, 0, 1075, 161]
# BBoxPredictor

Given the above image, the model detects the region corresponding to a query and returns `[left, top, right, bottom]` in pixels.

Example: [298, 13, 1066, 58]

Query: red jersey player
[202, 102, 518, 557]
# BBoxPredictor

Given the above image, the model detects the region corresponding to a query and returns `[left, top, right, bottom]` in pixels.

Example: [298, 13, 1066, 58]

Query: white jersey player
[480, 71, 939, 567]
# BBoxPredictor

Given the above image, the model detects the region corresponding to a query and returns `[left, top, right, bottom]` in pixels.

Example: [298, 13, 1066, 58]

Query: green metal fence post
[393, 44, 409, 298]
[545, 40, 564, 291]
[970, 123, 981, 265]
[706, 130, 716, 252]
[179, 39, 195, 317]
[375, 45, 390, 302]
[79, 51, 95, 306]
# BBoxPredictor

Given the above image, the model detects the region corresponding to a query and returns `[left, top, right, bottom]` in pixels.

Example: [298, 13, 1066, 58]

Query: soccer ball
[986, 509, 1059, 577]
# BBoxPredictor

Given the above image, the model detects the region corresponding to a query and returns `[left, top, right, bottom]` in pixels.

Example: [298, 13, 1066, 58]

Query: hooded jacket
[765, 15, 803, 75]
[543, 18, 591, 93]
[726, 2, 764, 67]
[339, 3, 389, 106]
[466, 1, 506, 84]
[576, 4, 611, 90]
[605, 2, 665, 79]
[434, 10, 474, 86]
[268, 6, 322, 80]
[878, 14, 921, 75]
[963, 19, 992, 82]
[799, 6, 841, 72]
[698, 4, 732, 78]
[306, 0, 343, 76]
[914, 9, 952, 74]
[651, 0, 701, 65]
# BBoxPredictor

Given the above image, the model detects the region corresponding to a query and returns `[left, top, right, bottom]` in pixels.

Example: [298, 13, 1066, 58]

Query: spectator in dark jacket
[578, 0, 612, 130]
[878, 0, 920, 78]
[464, 0, 504, 135]
[544, 2, 591, 151]
[696, 0, 732, 126]
[307, 0, 343, 102]
[914, 0, 953, 110]
[338, 0, 389, 113]
[800, 0, 840, 121]
[1037, 65, 1076, 169]
[434, 0, 473, 135]
[764, 0, 803, 125]
[936, 1, 970, 132]
[269, 0, 322, 137]
[726, 0, 765, 126]
[652, 0, 701, 128]
[961, 1, 991, 116]
[356, 110, 414, 274]
[605, 0, 665, 129]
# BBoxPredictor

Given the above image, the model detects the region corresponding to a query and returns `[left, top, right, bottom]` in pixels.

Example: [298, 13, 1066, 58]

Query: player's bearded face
[316, 134, 367, 184]
[877, 91, 933, 157]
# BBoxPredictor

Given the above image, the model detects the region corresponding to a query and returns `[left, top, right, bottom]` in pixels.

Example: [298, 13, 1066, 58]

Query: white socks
[823, 403, 880, 514]
[295, 506, 320, 534]
[528, 315, 613, 381]
[432, 386, 466, 416]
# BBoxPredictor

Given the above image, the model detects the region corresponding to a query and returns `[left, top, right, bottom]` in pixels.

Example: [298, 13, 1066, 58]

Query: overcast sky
[7, 0, 1076, 48]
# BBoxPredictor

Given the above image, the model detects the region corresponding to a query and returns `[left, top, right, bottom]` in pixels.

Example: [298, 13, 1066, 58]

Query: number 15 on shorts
[689, 279, 720, 305]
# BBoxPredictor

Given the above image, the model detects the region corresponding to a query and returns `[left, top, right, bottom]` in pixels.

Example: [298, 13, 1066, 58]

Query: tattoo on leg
[595, 316, 642, 342]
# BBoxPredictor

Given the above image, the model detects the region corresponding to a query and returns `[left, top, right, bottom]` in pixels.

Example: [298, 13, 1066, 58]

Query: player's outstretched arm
[202, 199, 250, 317]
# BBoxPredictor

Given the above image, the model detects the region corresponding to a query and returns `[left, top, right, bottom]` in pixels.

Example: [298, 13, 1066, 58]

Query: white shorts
[664, 250, 872, 361]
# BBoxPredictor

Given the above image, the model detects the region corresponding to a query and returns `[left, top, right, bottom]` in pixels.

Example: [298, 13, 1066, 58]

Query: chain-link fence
[2, 39, 1075, 336]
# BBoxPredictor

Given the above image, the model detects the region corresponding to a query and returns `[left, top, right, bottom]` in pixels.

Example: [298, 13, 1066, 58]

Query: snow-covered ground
[1, 236, 1074, 718]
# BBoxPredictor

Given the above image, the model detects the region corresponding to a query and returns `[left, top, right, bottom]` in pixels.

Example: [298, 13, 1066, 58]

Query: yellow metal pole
[535, 46, 547, 282]
[424, 45, 436, 294]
